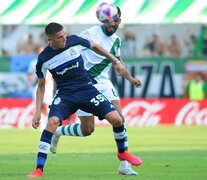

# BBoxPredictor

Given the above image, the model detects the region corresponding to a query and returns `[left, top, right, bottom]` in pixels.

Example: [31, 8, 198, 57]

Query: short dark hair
[45, 22, 63, 35]
[116, 6, 121, 18]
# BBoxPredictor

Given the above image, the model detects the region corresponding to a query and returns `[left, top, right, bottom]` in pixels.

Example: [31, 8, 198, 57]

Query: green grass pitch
[0, 126, 207, 180]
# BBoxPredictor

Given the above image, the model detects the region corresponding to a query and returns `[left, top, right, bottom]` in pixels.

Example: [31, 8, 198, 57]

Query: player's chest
[93, 35, 116, 51]
[45, 47, 81, 70]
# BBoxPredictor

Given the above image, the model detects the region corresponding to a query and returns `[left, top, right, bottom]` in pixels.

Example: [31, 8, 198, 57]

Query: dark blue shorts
[48, 86, 116, 122]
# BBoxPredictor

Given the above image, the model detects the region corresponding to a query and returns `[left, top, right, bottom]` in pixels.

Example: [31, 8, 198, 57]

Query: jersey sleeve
[78, 30, 94, 51]
[79, 30, 90, 41]
[35, 57, 47, 79]
[70, 35, 91, 49]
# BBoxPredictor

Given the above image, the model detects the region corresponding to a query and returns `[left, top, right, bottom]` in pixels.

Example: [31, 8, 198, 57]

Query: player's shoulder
[38, 45, 54, 62]
[38, 46, 48, 60]
[67, 34, 88, 43]
[67, 34, 79, 41]
[79, 26, 100, 40]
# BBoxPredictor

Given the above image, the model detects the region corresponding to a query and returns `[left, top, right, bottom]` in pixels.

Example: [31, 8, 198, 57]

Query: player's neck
[49, 43, 59, 50]
[101, 25, 111, 37]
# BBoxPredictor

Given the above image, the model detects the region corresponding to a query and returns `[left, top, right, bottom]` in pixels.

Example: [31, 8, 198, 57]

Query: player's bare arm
[32, 79, 46, 129]
[122, 70, 142, 88]
[90, 43, 126, 75]
[118, 58, 142, 88]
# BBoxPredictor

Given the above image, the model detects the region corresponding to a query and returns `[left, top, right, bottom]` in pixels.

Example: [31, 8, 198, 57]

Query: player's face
[103, 15, 121, 35]
[49, 30, 67, 49]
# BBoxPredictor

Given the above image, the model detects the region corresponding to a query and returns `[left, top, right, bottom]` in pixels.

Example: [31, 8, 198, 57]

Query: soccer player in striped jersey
[50, 6, 142, 176]
[26, 22, 128, 178]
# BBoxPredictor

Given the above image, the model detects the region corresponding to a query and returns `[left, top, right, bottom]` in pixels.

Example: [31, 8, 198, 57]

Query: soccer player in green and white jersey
[50, 6, 142, 176]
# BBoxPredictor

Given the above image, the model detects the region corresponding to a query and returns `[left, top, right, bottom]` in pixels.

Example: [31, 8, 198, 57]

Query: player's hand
[113, 63, 126, 76]
[32, 113, 41, 129]
[131, 78, 142, 88]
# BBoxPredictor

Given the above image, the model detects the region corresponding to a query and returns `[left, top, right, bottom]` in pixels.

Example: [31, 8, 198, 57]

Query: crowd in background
[1, 24, 207, 58]
[121, 24, 206, 58]
[1, 24, 207, 100]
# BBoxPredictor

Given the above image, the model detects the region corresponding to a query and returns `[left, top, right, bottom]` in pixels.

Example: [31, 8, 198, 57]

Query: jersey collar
[101, 25, 111, 37]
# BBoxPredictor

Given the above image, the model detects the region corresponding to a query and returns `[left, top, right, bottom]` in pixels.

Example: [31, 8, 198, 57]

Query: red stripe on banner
[0, 98, 207, 128]
[120, 98, 207, 126]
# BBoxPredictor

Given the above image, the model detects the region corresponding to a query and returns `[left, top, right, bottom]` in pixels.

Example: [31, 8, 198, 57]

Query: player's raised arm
[118, 58, 142, 88]
[90, 43, 126, 76]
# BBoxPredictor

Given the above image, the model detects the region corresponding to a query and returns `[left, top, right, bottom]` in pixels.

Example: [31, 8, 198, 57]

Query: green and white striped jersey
[79, 25, 121, 83]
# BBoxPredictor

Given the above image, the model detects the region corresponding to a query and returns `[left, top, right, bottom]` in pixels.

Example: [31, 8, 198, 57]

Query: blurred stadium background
[0, 0, 207, 128]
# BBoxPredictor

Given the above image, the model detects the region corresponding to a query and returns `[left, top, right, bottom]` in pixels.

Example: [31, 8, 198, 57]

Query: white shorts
[43, 79, 54, 104]
[76, 81, 120, 117]
[33, 79, 54, 105]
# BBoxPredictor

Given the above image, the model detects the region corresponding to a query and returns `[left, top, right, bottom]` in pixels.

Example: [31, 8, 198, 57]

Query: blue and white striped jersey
[36, 35, 93, 91]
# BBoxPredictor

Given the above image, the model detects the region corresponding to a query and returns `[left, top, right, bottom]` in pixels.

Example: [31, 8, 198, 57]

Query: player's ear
[48, 38, 52, 43]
